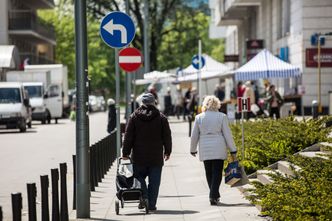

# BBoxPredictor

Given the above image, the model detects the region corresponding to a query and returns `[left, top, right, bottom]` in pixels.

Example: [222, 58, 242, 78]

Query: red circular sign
[119, 47, 142, 72]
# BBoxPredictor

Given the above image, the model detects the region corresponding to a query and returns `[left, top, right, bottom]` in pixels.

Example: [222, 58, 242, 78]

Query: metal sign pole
[198, 40, 202, 108]
[125, 0, 131, 121]
[241, 110, 245, 160]
[115, 49, 121, 158]
[74, 0, 90, 217]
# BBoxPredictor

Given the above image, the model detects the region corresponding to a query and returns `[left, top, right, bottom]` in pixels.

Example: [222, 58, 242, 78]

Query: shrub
[230, 116, 332, 174]
[246, 147, 332, 221]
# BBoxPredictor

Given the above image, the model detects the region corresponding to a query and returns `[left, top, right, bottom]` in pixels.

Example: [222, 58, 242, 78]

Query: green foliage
[247, 147, 332, 220]
[158, 10, 224, 71]
[230, 117, 332, 174]
[38, 5, 119, 96]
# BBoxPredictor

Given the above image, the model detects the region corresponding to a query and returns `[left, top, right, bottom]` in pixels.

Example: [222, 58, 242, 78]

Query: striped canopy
[235, 49, 301, 81]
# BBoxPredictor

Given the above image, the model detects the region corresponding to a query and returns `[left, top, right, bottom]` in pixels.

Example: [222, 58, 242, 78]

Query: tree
[86, 0, 180, 71]
[39, 5, 118, 96]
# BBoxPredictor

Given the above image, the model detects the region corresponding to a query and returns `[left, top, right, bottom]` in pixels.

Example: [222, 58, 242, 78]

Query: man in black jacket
[122, 93, 172, 211]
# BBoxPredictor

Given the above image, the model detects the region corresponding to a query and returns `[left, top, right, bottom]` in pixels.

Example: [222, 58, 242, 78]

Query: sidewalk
[71, 117, 266, 221]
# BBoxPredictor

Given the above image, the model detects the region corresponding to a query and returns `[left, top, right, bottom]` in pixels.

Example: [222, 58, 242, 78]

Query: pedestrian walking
[163, 88, 173, 117]
[122, 93, 172, 211]
[190, 95, 237, 205]
[174, 86, 184, 119]
[107, 98, 116, 133]
[237, 81, 245, 98]
[214, 84, 225, 102]
[266, 85, 283, 119]
[183, 87, 192, 120]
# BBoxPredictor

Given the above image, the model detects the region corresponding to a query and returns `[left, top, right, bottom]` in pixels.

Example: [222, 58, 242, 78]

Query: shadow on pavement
[0, 130, 37, 134]
[217, 202, 254, 207]
[159, 195, 195, 198]
[153, 209, 199, 215]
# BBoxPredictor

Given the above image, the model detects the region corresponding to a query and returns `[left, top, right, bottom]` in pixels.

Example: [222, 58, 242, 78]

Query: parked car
[97, 96, 106, 112]
[89, 95, 99, 112]
[0, 82, 32, 132]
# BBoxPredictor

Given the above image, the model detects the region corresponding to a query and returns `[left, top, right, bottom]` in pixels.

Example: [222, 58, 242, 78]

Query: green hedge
[247, 147, 332, 221]
[230, 116, 332, 174]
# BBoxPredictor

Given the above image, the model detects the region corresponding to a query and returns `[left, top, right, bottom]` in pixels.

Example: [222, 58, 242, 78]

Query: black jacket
[122, 105, 172, 166]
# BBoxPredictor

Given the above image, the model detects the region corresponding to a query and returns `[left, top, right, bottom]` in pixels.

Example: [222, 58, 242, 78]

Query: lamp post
[317, 32, 332, 113]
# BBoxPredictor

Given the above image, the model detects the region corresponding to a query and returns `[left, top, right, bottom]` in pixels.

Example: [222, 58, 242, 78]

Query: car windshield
[0, 88, 21, 103]
[24, 85, 43, 98]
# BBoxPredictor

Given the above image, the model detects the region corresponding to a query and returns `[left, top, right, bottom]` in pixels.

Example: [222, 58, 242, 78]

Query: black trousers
[203, 159, 224, 200]
[270, 107, 280, 119]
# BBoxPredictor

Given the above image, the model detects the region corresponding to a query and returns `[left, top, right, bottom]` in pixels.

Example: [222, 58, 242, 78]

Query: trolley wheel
[144, 200, 149, 214]
[115, 199, 120, 215]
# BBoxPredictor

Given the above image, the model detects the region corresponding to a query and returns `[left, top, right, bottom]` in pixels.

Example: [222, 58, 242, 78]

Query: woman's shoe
[210, 198, 219, 205]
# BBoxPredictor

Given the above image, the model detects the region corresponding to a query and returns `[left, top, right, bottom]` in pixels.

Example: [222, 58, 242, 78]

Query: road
[0, 112, 109, 220]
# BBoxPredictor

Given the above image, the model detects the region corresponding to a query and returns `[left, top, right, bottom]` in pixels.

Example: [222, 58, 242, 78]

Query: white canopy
[177, 54, 232, 82]
[135, 70, 176, 85]
[143, 70, 176, 79]
[235, 49, 301, 81]
[0, 45, 20, 68]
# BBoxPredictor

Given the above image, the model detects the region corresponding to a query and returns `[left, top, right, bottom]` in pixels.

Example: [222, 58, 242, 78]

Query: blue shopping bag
[224, 161, 242, 186]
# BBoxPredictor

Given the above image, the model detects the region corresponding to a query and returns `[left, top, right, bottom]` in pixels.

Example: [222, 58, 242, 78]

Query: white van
[0, 82, 31, 132]
[23, 82, 51, 124]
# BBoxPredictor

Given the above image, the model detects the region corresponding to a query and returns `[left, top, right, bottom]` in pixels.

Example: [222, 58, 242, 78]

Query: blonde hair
[202, 95, 221, 112]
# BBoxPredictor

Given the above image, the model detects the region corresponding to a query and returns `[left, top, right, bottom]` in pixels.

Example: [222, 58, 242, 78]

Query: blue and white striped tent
[235, 49, 301, 81]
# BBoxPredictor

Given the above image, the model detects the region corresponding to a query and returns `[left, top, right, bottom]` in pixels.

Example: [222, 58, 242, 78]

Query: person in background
[107, 98, 116, 133]
[174, 85, 184, 120]
[237, 81, 245, 98]
[214, 84, 225, 102]
[149, 86, 159, 104]
[183, 87, 192, 120]
[122, 93, 172, 211]
[190, 95, 237, 205]
[187, 87, 198, 116]
[163, 88, 172, 117]
[266, 85, 283, 119]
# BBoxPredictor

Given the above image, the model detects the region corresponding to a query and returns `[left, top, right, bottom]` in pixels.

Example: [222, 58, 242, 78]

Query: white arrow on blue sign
[192, 54, 205, 70]
[100, 11, 136, 48]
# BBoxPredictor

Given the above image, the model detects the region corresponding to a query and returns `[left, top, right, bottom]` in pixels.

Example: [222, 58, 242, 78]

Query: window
[277, 0, 291, 39]
[48, 85, 59, 97]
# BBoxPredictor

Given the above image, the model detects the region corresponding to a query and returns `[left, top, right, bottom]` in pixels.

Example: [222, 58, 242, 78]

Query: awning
[177, 54, 232, 82]
[235, 49, 301, 81]
[144, 70, 176, 79]
[135, 70, 176, 85]
[0, 45, 21, 69]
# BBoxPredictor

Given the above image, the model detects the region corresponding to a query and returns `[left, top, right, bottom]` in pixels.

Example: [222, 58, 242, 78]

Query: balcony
[20, 53, 54, 65]
[8, 10, 56, 45]
[216, 0, 261, 26]
[22, 0, 55, 9]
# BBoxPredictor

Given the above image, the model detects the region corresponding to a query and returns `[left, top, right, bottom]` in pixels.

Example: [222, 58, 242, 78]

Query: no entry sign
[119, 47, 142, 72]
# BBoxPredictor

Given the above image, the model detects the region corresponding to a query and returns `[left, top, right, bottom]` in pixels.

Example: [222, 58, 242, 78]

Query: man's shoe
[210, 198, 219, 206]
[148, 206, 157, 211]
[138, 201, 145, 209]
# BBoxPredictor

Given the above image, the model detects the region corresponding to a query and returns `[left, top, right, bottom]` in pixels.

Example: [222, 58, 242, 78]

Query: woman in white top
[190, 95, 237, 205]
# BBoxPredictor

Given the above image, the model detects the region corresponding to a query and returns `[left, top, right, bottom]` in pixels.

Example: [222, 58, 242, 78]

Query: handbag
[224, 161, 242, 186]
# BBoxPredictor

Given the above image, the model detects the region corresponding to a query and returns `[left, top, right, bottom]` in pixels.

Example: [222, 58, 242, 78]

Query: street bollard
[91, 146, 98, 188]
[51, 169, 60, 221]
[89, 148, 95, 191]
[60, 163, 69, 221]
[27, 183, 37, 221]
[40, 175, 49, 221]
[72, 155, 76, 210]
[11, 192, 22, 221]
[0, 205, 2, 221]
[312, 100, 318, 119]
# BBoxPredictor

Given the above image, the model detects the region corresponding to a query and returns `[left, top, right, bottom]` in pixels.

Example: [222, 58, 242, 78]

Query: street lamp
[317, 32, 332, 113]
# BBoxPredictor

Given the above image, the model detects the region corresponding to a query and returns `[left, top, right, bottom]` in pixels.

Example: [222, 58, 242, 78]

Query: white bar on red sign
[119, 56, 142, 63]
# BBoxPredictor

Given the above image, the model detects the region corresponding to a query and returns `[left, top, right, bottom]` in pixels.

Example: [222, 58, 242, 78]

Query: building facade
[210, 0, 332, 114]
[0, 0, 56, 67]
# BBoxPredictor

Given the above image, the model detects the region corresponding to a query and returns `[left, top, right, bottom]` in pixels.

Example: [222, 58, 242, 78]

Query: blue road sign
[100, 11, 135, 48]
[192, 55, 205, 70]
